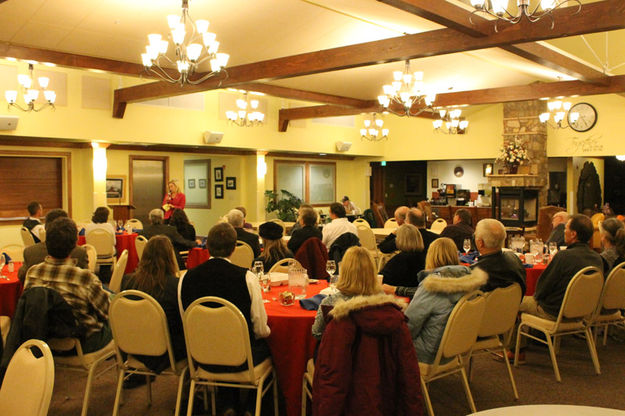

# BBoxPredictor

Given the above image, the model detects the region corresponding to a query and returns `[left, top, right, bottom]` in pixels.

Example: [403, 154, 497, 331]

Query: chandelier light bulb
[563, 101, 572, 111]
[369, 129, 378, 137]
[195, 19, 209, 33]
[141, 53, 152, 67]
[433, 119, 443, 129]
[541, 0, 557, 10]
[148, 34, 162, 45]
[439, 109, 447, 118]
[471, 0, 486, 7]
[26, 89, 39, 102]
[450, 109, 462, 119]
[470, 0, 582, 31]
[402, 73, 412, 84]
[569, 112, 579, 123]
[250, 99, 259, 109]
[236, 98, 247, 109]
[44, 90, 56, 103]
[360, 129, 367, 136]
[167, 15, 180, 29]
[37, 77, 49, 89]
[382, 85, 394, 96]
[176, 60, 189, 73]
[208, 40, 220, 54]
[159, 40, 169, 54]
[539, 112, 550, 123]
[451, 119, 460, 128]
[216, 53, 229, 67]
[364, 119, 371, 128]
[226, 111, 237, 120]
[203, 32, 216, 46]
[17, 74, 31, 88]
[445, 121, 451, 129]
[5, 90, 17, 104]
[187, 43, 202, 61]
[459, 120, 469, 130]
[375, 118, 384, 128]
[492, 0, 507, 15]
[172, 26, 186, 45]
[554, 111, 565, 123]
[382, 128, 389, 137]
[393, 71, 403, 82]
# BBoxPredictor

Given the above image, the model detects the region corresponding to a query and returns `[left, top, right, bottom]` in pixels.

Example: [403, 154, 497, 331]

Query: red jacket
[295, 237, 330, 280]
[313, 294, 423, 416]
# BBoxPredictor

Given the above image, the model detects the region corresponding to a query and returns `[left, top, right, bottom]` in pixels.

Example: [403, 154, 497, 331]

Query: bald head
[406, 208, 426, 228]
[475, 219, 507, 255]
[394, 206, 409, 226]
[552, 211, 570, 227]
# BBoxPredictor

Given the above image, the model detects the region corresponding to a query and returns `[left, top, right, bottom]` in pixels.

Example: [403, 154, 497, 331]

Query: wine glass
[326, 260, 336, 278]
[0, 255, 6, 280]
[252, 261, 264, 278]
[463, 238, 471, 254]
[548, 242, 558, 259]
[117, 220, 124, 231]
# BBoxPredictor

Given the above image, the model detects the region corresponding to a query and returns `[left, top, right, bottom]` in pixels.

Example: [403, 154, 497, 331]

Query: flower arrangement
[497, 137, 529, 172]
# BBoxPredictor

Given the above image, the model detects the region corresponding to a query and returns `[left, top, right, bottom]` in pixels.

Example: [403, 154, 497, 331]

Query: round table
[525, 263, 547, 296]
[0, 262, 23, 317]
[77, 232, 139, 274]
[263, 280, 326, 416]
[186, 247, 210, 269]
[471, 405, 625, 415]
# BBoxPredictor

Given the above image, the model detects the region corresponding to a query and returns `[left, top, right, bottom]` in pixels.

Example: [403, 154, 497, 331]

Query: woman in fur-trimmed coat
[313, 294, 423, 416]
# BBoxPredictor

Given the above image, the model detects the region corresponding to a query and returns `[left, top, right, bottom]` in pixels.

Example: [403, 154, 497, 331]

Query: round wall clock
[568, 102, 597, 132]
[454, 166, 464, 177]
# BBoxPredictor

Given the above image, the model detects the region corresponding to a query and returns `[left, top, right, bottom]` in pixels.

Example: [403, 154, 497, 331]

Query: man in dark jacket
[472, 219, 526, 294]
[226, 209, 261, 257]
[440, 208, 474, 251]
[288, 206, 323, 255]
[378, 206, 408, 254]
[22, 201, 44, 243]
[409, 208, 439, 253]
[546, 211, 569, 247]
[141, 209, 196, 253]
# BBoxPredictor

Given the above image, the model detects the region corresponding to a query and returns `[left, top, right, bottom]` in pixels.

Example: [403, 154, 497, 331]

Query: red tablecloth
[263, 280, 325, 416]
[78, 232, 139, 274]
[525, 263, 547, 296]
[186, 247, 210, 269]
[0, 262, 23, 317]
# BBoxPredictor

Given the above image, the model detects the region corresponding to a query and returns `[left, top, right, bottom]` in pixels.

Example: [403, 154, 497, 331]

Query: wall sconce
[483, 163, 493, 176]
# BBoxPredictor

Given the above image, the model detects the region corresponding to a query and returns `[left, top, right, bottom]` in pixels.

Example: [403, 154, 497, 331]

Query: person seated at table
[409, 207, 439, 253]
[380, 224, 425, 288]
[378, 206, 408, 254]
[404, 239, 487, 364]
[169, 208, 197, 242]
[140, 209, 196, 268]
[288, 206, 322, 255]
[22, 201, 45, 243]
[546, 211, 570, 247]
[312, 252, 422, 416]
[440, 208, 474, 252]
[288, 204, 314, 236]
[312, 246, 382, 340]
[225, 209, 261, 257]
[24, 217, 111, 353]
[322, 202, 358, 251]
[599, 217, 625, 272]
[121, 236, 185, 375]
[254, 221, 293, 271]
[18, 209, 88, 283]
[85, 206, 116, 252]
[341, 195, 361, 215]
[180, 222, 270, 415]
[471, 218, 526, 294]
[235, 206, 254, 229]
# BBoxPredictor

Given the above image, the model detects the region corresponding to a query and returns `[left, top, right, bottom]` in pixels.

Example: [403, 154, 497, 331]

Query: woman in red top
[162, 180, 186, 223]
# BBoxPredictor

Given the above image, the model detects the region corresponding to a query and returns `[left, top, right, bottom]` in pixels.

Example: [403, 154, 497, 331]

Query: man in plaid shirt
[24, 217, 112, 353]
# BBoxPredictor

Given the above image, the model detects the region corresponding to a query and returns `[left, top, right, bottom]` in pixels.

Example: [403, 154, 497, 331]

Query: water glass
[463, 238, 471, 254]
[117, 220, 124, 231]
[252, 261, 264, 276]
[288, 266, 308, 300]
[326, 260, 336, 278]
[0, 255, 5, 280]
[548, 242, 558, 257]
[261, 272, 271, 293]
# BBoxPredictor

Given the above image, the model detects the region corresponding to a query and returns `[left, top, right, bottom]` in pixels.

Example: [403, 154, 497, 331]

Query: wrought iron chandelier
[433, 108, 469, 134]
[377, 60, 436, 117]
[226, 92, 265, 127]
[4, 63, 56, 112]
[360, 113, 389, 141]
[469, 0, 582, 32]
[142, 0, 229, 85]
[539, 100, 578, 129]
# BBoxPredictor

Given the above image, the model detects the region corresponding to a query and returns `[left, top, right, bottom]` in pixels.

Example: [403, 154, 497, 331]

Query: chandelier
[539, 100, 578, 129]
[377, 60, 436, 117]
[470, 0, 582, 32]
[142, 0, 229, 85]
[360, 113, 389, 141]
[4, 64, 56, 112]
[226, 92, 265, 127]
[433, 108, 469, 134]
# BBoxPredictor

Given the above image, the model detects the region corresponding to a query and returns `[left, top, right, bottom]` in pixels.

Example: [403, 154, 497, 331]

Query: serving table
[0, 262, 23, 317]
[77, 232, 139, 274]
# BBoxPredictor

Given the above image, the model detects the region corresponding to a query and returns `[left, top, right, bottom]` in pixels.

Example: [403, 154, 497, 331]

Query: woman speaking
[162, 180, 186, 223]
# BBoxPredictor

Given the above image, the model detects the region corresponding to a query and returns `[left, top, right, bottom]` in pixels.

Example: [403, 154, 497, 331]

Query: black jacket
[471, 250, 526, 295]
[288, 225, 323, 255]
[440, 222, 474, 252]
[329, 232, 361, 266]
[141, 224, 196, 252]
[546, 223, 565, 247]
[381, 251, 426, 287]
[379, 228, 438, 254]
[236, 227, 261, 257]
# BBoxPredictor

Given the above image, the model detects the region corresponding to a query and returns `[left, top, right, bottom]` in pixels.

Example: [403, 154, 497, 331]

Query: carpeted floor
[48, 335, 625, 415]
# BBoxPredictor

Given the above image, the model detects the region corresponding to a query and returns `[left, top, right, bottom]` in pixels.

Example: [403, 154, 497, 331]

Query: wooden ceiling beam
[236, 83, 376, 108]
[378, 0, 610, 84]
[113, 0, 625, 117]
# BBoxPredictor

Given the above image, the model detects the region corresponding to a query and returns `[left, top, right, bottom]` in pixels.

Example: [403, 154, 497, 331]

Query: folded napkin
[523, 263, 534, 269]
[2, 252, 11, 263]
[78, 228, 86, 236]
[459, 251, 479, 264]
[299, 294, 327, 311]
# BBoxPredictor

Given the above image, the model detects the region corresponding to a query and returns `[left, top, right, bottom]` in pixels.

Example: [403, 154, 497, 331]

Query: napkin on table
[299, 294, 327, 311]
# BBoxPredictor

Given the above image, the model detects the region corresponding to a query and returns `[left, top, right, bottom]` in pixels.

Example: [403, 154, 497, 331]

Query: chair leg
[545, 333, 561, 382]
[301, 375, 308, 416]
[514, 324, 524, 368]
[501, 346, 519, 400]
[420, 377, 435, 416]
[203, 385, 209, 412]
[186, 380, 196, 416]
[146, 374, 153, 406]
[585, 327, 601, 375]
[174, 368, 188, 416]
[459, 365, 477, 414]
[603, 324, 609, 347]
[112, 368, 125, 416]
[80, 359, 101, 416]
[554, 336, 561, 354]
[210, 385, 216, 416]
[255, 380, 264, 416]
[468, 355, 474, 383]
[273, 370, 279, 416]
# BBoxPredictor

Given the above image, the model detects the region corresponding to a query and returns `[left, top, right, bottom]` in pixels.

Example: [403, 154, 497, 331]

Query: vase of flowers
[497, 137, 529, 174]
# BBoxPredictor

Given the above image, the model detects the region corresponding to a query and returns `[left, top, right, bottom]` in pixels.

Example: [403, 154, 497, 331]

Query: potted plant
[264, 189, 302, 221]
[497, 136, 529, 174]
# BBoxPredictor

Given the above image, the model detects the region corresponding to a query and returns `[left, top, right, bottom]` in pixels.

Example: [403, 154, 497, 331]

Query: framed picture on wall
[405, 173, 423, 195]
[188, 179, 196, 189]
[226, 177, 236, 190]
[198, 179, 207, 189]
[431, 178, 439, 188]
[106, 175, 127, 204]
[215, 184, 224, 199]
[214, 167, 223, 182]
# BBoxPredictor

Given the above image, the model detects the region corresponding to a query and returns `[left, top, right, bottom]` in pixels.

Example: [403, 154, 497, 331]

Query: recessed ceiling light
[5, 57, 17, 62]
[43, 62, 56, 67]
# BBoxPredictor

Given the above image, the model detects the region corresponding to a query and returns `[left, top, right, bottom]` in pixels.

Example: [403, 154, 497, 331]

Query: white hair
[225, 209, 244, 227]
[149, 208, 164, 224]
[475, 218, 506, 249]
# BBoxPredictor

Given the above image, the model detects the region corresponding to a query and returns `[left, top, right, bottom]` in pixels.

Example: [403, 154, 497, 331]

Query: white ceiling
[0, 0, 622, 102]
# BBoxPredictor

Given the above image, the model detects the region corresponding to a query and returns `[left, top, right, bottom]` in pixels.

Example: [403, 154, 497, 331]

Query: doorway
[129, 156, 169, 226]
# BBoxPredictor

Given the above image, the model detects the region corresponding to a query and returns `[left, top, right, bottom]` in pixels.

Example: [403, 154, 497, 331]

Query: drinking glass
[252, 261, 264, 276]
[548, 242, 558, 257]
[0, 255, 6, 280]
[288, 266, 308, 299]
[326, 260, 336, 278]
[463, 238, 471, 254]
[261, 273, 271, 294]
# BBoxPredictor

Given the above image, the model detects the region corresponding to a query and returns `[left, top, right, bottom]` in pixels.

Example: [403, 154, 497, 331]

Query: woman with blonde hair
[380, 224, 426, 288]
[312, 246, 380, 339]
[162, 179, 186, 223]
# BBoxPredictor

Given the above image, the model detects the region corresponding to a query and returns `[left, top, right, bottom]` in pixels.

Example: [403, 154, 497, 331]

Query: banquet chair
[39, 229, 46, 242]
[356, 224, 379, 266]
[1, 243, 24, 262]
[352, 218, 370, 228]
[384, 218, 398, 229]
[47, 336, 116, 416]
[0, 339, 54, 416]
[231, 241, 254, 269]
[183, 296, 279, 416]
[21, 226, 36, 247]
[82, 244, 97, 273]
[469, 284, 522, 400]
[269, 257, 302, 274]
[515, 266, 603, 382]
[590, 213, 605, 251]
[586, 261, 625, 347]
[420, 290, 486, 416]
[108, 249, 128, 293]
[0, 316, 9, 347]
[429, 218, 447, 234]
[85, 228, 116, 268]
[125, 218, 143, 230]
[135, 235, 148, 260]
[301, 358, 314, 416]
[109, 290, 188, 416]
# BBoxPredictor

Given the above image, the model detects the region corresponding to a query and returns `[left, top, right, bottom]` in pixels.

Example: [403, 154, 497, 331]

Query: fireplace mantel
[487, 174, 547, 188]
